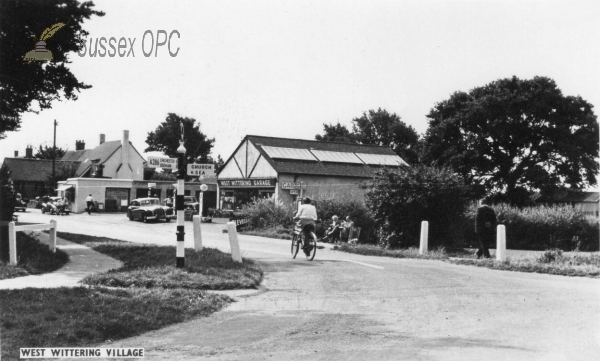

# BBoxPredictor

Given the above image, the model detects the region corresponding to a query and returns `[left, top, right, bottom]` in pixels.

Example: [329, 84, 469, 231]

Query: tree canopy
[34, 144, 66, 160]
[0, 0, 104, 139]
[423, 76, 599, 204]
[315, 108, 420, 164]
[145, 113, 215, 165]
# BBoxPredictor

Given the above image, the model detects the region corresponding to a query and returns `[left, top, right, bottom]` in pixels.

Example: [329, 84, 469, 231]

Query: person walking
[85, 194, 95, 215]
[475, 200, 497, 258]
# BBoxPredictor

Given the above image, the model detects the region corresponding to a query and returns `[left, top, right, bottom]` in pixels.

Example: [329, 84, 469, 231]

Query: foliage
[0, 232, 69, 279]
[461, 203, 599, 251]
[0, 0, 104, 139]
[145, 113, 215, 166]
[313, 195, 377, 243]
[423, 76, 599, 205]
[315, 108, 421, 164]
[334, 244, 449, 260]
[240, 197, 295, 229]
[365, 165, 472, 249]
[44, 161, 78, 189]
[33, 144, 66, 160]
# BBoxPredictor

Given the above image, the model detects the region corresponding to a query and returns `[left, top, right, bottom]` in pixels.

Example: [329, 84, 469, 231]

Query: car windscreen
[140, 199, 160, 206]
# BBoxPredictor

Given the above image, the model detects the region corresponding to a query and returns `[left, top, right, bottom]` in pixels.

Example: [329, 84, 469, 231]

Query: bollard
[49, 219, 57, 253]
[8, 221, 17, 265]
[226, 222, 243, 263]
[419, 221, 429, 255]
[496, 225, 506, 262]
[193, 215, 203, 251]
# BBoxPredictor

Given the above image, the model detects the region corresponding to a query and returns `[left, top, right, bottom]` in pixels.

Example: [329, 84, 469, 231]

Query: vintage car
[14, 194, 27, 212]
[127, 198, 174, 223]
[41, 196, 71, 215]
[184, 196, 199, 211]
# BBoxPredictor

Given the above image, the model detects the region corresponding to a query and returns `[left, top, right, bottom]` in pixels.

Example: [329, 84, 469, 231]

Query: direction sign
[281, 182, 307, 190]
[187, 164, 215, 177]
[148, 156, 177, 169]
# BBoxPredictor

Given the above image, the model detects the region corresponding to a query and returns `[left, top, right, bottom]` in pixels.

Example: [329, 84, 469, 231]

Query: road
[19, 211, 600, 360]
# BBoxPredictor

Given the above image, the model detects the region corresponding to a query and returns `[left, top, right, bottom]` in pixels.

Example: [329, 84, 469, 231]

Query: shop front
[218, 178, 277, 211]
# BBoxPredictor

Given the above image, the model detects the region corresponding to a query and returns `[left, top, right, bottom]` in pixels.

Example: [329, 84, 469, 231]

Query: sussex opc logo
[23, 22, 65, 62]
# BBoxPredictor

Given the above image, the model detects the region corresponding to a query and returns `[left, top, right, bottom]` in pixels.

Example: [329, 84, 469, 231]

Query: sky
[2, 0, 600, 182]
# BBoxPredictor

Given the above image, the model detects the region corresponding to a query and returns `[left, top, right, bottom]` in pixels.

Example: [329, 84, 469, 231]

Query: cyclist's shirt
[295, 204, 317, 227]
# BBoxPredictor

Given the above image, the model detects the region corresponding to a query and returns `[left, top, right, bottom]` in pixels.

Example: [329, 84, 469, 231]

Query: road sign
[289, 189, 299, 195]
[281, 182, 307, 190]
[188, 164, 215, 177]
[148, 156, 177, 169]
[148, 183, 156, 188]
[200, 184, 208, 192]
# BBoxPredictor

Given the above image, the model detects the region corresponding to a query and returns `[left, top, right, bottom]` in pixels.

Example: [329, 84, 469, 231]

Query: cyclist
[293, 196, 318, 255]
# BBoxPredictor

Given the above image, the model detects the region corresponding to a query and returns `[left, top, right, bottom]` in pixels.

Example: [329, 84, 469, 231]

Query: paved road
[18, 211, 600, 360]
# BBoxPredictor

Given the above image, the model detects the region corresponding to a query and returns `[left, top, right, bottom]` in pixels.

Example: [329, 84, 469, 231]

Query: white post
[496, 225, 506, 262]
[419, 221, 429, 255]
[200, 191, 204, 218]
[8, 221, 17, 265]
[193, 215, 203, 251]
[226, 222, 243, 263]
[49, 219, 57, 253]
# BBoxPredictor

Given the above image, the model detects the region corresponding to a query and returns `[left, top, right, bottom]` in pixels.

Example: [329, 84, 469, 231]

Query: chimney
[99, 134, 105, 145]
[14, 151, 18, 157]
[75, 140, 85, 151]
[120, 130, 130, 177]
[25, 146, 33, 158]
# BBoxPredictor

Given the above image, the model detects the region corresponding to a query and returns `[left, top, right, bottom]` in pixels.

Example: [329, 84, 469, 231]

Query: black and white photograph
[0, 0, 599, 360]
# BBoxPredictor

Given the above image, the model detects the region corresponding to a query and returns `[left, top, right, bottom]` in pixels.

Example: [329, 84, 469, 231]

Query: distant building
[217, 135, 407, 211]
[537, 190, 599, 217]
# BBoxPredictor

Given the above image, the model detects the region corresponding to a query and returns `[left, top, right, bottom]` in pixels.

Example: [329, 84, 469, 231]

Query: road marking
[343, 260, 384, 270]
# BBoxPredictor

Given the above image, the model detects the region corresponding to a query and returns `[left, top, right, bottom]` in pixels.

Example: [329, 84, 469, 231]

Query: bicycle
[291, 224, 318, 261]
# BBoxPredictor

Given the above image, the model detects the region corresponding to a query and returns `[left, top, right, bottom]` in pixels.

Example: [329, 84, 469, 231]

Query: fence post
[419, 221, 429, 255]
[193, 215, 203, 252]
[8, 221, 17, 265]
[496, 225, 506, 262]
[226, 222, 243, 263]
[49, 219, 57, 253]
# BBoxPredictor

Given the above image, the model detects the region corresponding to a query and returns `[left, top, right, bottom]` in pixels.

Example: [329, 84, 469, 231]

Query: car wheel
[165, 218, 171, 223]
[142, 214, 148, 223]
[41, 209, 45, 214]
[128, 214, 133, 221]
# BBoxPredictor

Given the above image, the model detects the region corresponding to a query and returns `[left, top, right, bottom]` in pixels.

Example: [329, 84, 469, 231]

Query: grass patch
[333, 243, 450, 260]
[0, 287, 230, 360]
[240, 226, 293, 240]
[56, 232, 263, 290]
[0, 232, 69, 280]
[335, 243, 600, 278]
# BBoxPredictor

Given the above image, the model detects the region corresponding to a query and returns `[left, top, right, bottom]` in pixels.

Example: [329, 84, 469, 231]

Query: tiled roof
[3, 158, 80, 182]
[246, 135, 403, 178]
[62, 141, 122, 176]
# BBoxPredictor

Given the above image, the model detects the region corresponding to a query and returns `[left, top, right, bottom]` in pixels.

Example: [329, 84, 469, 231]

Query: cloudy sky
[2, 0, 599, 174]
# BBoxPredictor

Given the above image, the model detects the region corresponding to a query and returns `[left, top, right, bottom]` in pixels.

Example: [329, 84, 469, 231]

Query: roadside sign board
[148, 156, 177, 169]
[281, 182, 307, 190]
[289, 189, 299, 195]
[188, 164, 215, 177]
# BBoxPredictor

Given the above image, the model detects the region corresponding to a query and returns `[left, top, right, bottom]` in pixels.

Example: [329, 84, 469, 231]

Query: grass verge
[0, 232, 69, 280]
[240, 226, 293, 240]
[1, 232, 264, 360]
[335, 244, 600, 278]
[56, 232, 263, 290]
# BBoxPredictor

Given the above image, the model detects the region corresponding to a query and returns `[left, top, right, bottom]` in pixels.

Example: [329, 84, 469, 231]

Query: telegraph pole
[52, 120, 57, 182]
[176, 122, 186, 267]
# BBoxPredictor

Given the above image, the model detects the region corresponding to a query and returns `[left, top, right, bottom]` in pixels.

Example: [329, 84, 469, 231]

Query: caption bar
[20, 348, 144, 359]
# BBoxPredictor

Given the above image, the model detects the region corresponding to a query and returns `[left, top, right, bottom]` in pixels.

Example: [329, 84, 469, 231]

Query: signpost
[199, 183, 208, 217]
[175, 125, 186, 268]
[187, 164, 215, 177]
[148, 156, 178, 169]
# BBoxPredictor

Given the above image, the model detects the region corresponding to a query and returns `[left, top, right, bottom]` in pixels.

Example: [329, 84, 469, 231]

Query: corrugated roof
[3, 158, 80, 182]
[245, 135, 404, 178]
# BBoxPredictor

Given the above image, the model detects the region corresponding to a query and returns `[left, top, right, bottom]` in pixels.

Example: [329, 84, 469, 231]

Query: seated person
[340, 216, 354, 242]
[293, 197, 318, 255]
[321, 215, 341, 243]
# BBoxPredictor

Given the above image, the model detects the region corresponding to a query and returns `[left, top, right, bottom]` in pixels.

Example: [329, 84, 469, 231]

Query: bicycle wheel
[305, 233, 317, 261]
[291, 234, 300, 259]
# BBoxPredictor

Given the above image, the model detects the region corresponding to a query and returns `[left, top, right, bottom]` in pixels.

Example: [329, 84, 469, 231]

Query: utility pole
[52, 119, 57, 184]
[176, 122, 186, 268]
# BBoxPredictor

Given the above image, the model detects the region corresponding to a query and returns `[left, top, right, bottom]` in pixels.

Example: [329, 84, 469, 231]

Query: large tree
[0, 0, 104, 139]
[315, 109, 420, 164]
[34, 144, 66, 160]
[145, 113, 215, 166]
[423, 76, 599, 204]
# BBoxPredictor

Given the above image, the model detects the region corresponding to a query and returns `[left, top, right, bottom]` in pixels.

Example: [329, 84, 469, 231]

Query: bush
[314, 195, 377, 243]
[240, 197, 295, 229]
[461, 203, 599, 251]
[365, 166, 472, 249]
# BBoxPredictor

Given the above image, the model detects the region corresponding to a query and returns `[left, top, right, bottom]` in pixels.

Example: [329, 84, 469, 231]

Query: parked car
[184, 196, 199, 211]
[14, 194, 27, 212]
[127, 198, 174, 223]
[41, 196, 71, 215]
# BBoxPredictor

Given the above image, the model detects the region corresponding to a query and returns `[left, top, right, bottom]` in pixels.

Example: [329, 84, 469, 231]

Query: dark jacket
[475, 205, 497, 234]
